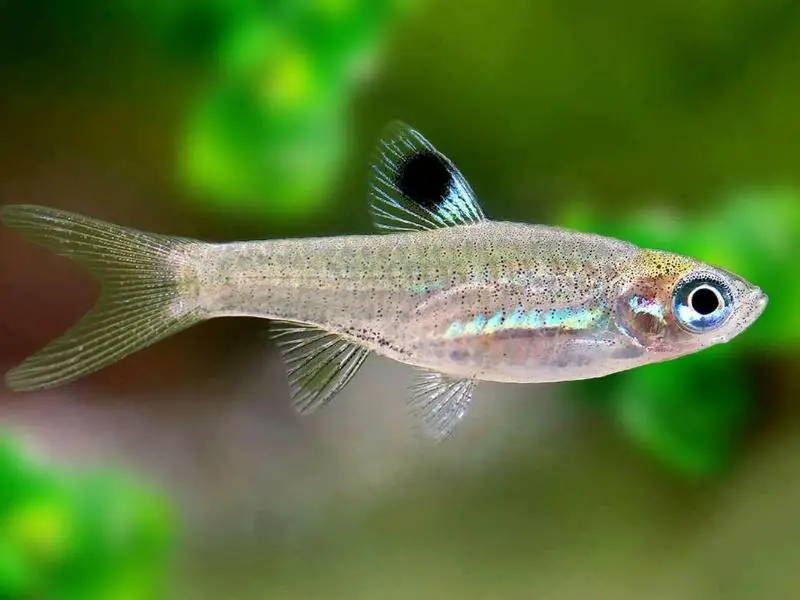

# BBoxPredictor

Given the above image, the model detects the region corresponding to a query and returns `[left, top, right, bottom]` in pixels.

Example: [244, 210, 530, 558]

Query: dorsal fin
[368, 121, 487, 233]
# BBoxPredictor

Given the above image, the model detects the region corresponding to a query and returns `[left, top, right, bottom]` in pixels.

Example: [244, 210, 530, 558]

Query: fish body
[194, 223, 638, 383]
[1, 122, 768, 439]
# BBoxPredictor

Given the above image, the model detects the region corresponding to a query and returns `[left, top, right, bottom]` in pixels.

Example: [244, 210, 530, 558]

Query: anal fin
[409, 370, 476, 441]
[270, 321, 370, 415]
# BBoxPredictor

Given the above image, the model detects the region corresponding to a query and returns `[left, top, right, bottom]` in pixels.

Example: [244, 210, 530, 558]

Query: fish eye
[672, 275, 733, 333]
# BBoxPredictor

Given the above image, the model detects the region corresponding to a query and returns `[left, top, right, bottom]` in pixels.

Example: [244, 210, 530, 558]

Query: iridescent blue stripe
[445, 321, 464, 338]
[485, 310, 504, 333]
[463, 312, 487, 335]
[444, 306, 604, 340]
[504, 305, 526, 328]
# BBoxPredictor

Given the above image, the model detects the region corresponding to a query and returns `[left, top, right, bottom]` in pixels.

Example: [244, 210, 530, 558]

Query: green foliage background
[0, 438, 172, 599]
[1, 0, 799, 598]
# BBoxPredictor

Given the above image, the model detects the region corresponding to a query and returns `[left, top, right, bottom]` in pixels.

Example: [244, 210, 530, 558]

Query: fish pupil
[690, 287, 719, 315]
[397, 151, 452, 209]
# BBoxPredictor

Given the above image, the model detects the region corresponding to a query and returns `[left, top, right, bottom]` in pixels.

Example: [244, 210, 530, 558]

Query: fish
[0, 122, 768, 440]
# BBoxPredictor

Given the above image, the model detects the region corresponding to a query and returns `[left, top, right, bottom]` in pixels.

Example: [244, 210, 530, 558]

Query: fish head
[613, 249, 767, 358]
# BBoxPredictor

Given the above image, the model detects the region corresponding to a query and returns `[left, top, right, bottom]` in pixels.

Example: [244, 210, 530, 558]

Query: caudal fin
[1, 205, 204, 391]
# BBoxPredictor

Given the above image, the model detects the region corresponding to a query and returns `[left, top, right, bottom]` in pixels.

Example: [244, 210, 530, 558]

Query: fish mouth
[750, 288, 769, 321]
[709, 288, 767, 344]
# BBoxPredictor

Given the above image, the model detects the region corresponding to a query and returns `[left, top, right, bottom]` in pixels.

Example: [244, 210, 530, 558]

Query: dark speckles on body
[199, 219, 642, 383]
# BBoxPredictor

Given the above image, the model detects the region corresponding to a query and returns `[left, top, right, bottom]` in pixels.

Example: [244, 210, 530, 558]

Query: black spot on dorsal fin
[396, 150, 454, 210]
[368, 121, 487, 233]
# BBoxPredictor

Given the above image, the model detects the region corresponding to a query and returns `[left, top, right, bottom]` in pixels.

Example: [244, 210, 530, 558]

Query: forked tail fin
[1, 205, 205, 391]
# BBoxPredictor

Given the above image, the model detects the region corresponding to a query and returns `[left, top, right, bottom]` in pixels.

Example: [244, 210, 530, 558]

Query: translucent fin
[1, 205, 202, 391]
[408, 370, 476, 441]
[368, 121, 487, 233]
[270, 321, 370, 415]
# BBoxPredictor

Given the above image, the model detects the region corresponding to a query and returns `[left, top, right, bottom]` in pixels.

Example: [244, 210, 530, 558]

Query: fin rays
[1, 205, 203, 391]
[270, 321, 370, 415]
[368, 121, 486, 233]
[409, 370, 476, 441]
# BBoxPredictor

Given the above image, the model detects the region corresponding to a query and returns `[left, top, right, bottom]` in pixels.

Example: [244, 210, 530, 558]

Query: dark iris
[672, 276, 733, 333]
[396, 150, 453, 209]
[690, 287, 719, 315]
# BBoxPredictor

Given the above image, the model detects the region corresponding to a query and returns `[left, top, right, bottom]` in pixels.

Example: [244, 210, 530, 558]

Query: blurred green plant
[0, 435, 174, 600]
[560, 189, 800, 475]
[130, 0, 415, 216]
